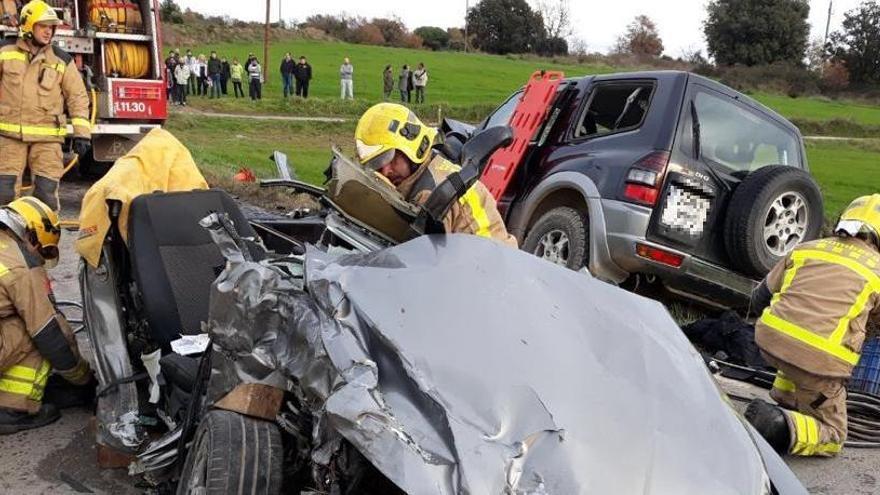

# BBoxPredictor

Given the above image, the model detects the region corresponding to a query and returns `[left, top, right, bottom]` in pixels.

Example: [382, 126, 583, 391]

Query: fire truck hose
[104, 41, 149, 78]
[89, 0, 144, 34]
[90, 88, 98, 126]
[846, 392, 880, 448]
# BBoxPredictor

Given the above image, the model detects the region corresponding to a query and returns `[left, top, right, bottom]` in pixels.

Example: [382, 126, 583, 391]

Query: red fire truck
[1, 0, 167, 172]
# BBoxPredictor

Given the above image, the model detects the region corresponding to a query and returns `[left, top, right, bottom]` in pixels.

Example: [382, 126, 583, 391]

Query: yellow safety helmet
[1, 197, 61, 265]
[19, 0, 61, 39]
[835, 194, 880, 249]
[355, 103, 438, 170]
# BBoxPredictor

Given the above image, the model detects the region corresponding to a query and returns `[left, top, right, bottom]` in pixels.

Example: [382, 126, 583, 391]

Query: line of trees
[704, 0, 880, 87]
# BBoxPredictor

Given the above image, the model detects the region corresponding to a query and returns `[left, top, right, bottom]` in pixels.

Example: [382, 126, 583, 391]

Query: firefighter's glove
[72, 138, 91, 158]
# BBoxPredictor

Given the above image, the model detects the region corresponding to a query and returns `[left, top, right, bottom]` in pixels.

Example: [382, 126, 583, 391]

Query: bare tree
[534, 0, 572, 40]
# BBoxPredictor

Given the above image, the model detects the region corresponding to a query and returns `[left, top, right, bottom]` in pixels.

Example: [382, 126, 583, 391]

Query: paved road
[1, 179, 879, 494]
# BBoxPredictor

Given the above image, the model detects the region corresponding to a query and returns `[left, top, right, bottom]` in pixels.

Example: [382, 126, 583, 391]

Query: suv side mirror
[416, 125, 513, 233]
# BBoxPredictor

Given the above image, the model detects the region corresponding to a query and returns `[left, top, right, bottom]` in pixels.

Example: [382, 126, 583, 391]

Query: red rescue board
[481, 70, 563, 200]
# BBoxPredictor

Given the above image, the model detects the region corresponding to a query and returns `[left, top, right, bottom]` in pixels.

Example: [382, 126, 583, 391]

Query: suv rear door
[647, 79, 806, 268]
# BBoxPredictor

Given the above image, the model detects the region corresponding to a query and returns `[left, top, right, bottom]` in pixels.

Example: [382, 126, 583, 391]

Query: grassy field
[179, 39, 880, 133]
[806, 139, 880, 217]
[166, 112, 879, 220]
[188, 39, 614, 106]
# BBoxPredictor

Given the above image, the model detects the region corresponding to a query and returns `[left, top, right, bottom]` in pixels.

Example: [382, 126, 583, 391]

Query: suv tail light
[622, 151, 670, 207]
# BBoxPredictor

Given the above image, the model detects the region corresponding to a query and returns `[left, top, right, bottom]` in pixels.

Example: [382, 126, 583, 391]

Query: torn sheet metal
[208, 233, 798, 494]
[79, 247, 145, 451]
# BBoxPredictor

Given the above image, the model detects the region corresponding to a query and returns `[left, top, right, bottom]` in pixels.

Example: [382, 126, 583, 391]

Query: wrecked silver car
[185, 226, 806, 494]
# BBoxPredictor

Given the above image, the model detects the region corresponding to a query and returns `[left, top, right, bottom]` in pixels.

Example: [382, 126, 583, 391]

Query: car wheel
[177, 410, 282, 495]
[522, 206, 589, 270]
[723, 166, 823, 278]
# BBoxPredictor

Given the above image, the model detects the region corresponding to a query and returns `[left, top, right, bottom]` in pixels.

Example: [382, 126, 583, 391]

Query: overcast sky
[176, 0, 862, 56]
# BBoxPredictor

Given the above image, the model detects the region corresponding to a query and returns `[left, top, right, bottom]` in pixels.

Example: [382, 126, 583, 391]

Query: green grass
[804, 139, 880, 217]
[188, 39, 615, 106]
[178, 39, 880, 134]
[752, 92, 880, 127]
[167, 111, 879, 221]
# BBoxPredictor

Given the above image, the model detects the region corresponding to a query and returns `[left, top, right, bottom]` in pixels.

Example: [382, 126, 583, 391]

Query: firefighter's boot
[745, 399, 791, 453]
[0, 403, 60, 435]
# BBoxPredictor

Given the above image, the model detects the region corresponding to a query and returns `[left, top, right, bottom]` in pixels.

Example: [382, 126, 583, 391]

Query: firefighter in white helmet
[746, 194, 880, 456]
[0, 197, 91, 434]
[0, 0, 91, 212]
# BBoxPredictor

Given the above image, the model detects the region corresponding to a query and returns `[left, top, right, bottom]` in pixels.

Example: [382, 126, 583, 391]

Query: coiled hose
[846, 392, 880, 448]
[89, 0, 144, 34]
[104, 41, 150, 79]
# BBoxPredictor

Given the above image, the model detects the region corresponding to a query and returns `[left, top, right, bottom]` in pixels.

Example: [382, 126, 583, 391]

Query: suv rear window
[688, 90, 801, 173]
[573, 82, 654, 139]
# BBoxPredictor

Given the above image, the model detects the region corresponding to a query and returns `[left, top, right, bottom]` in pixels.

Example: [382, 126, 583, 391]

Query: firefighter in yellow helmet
[745, 194, 880, 457]
[0, 197, 92, 434]
[0, 0, 91, 212]
[355, 103, 517, 247]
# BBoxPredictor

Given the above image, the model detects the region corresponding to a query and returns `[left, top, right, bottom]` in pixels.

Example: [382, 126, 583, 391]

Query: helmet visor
[362, 149, 396, 171]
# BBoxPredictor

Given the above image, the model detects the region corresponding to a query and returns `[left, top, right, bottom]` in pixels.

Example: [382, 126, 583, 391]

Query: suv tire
[523, 206, 589, 270]
[177, 410, 282, 495]
[723, 165, 823, 278]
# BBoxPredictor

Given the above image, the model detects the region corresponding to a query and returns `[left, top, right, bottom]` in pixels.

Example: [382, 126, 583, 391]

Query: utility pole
[264, 0, 270, 84]
[464, 0, 469, 53]
[824, 0, 833, 45]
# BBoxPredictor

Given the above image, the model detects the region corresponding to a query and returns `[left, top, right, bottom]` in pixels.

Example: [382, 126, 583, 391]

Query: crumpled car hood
[207, 233, 792, 494]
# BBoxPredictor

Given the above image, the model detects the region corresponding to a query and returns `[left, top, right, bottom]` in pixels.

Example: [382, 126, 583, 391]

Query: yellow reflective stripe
[773, 372, 797, 393]
[45, 62, 65, 74]
[815, 442, 843, 455]
[772, 258, 805, 306]
[3, 365, 38, 381]
[70, 117, 91, 128]
[0, 122, 66, 137]
[791, 411, 808, 454]
[830, 283, 875, 345]
[0, 51, 27, 62]
[459, 187, 492, 238]
[30, 361, 50, 401]
[0, 378, 33, 396]
[0, 262, 8, 277]
[789, 411, 842, 456]
[760, 310, 861, 365]
[792, 250, 880, 291]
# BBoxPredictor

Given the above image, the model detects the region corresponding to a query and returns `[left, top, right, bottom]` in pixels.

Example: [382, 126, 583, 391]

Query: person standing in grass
[294, 56, 312, 98]
[383, 65, 394, 101]
[398, 64, 410, 103]
[340, 57, 354, 100]
[249, 58, 263, 101]
[220, 57, 231, 95]
[413, 63, 428, 104]
[280, 53, 295, 98]
[208, 51, 223, 99]
[185, 49, 197, 95]
[245, 53, 257, 99]
[173, 59, 190, 106]
[196, 54, 208, 96]
[230, 58, 244, 98]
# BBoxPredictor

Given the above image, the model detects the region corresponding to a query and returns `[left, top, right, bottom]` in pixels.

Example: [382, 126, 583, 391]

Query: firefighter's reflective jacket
[756, 237, 880, 378]
[396, 153, 518, 248]
[0, 39, 90, 143]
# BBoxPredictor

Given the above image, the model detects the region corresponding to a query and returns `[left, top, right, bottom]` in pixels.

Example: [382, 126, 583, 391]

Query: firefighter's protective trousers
[755, 237, 880, 457]
[0, 39, 91, 211]
[0, 231, 90, 413]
